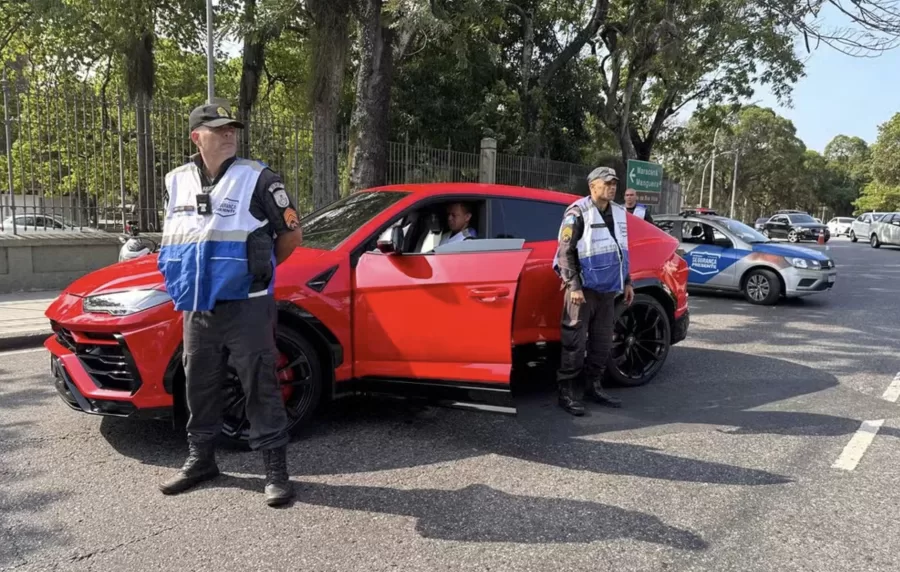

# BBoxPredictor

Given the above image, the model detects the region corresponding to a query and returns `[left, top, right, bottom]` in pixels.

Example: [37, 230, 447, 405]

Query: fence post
[2, 68, 16, 234]
[479, 137, 497, 184]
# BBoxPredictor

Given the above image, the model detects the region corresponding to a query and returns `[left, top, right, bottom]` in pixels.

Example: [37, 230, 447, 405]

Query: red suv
[45, 184, 690, 446]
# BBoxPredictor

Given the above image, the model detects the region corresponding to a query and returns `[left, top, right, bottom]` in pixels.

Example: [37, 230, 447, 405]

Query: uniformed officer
[157, 103, 304, 507]
[553, 166, 634, 416]
[624, 188, 653, 223]
[439, 202, 477, 245]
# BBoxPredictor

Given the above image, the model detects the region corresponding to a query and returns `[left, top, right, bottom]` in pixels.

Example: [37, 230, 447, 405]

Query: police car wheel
[743, 269, 781, 305]
[607, 293, 671, 387]
[218, 325, 323, 449]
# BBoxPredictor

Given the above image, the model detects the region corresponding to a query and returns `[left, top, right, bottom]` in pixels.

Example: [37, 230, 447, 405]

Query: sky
[752, 45, 900, 153]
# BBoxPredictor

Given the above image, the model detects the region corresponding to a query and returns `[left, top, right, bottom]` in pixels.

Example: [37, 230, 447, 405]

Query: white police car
[655, 211, 837, 305]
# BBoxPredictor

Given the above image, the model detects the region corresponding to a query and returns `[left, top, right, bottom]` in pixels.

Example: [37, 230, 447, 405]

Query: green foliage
[854, 113, 900, 212]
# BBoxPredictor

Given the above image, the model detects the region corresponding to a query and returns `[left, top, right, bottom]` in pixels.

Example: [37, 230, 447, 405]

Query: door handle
[468, 287, 510, 302]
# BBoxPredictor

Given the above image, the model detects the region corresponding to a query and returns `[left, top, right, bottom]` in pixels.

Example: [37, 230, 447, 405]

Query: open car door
[352, 238, 531, 414]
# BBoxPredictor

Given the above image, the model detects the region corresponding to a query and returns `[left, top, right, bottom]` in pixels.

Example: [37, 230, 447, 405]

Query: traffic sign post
[626, 159, 663, 206]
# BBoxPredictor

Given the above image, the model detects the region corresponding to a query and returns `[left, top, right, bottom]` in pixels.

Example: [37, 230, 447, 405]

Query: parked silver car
[869, 212, 900, 248]
[849, 212, 888, 243]
[827, 217, 854, 236]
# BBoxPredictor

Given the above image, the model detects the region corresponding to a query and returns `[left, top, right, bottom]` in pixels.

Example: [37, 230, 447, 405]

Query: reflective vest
[158, 159, 271, 312]
[633, 204, 647, 220]
[554, 196, 630, 294]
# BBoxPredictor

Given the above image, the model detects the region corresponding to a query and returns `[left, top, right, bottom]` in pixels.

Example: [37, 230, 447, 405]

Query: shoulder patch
[267, 182, 290, 208]
[561, 226, 573, 242]
[563, 214, 577, 225]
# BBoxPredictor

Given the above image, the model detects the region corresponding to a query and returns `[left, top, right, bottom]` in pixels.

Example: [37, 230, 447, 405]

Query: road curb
[0, 332, 50, 351]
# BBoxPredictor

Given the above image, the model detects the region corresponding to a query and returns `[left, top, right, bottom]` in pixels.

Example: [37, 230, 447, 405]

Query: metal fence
[1, 71, 682, 235]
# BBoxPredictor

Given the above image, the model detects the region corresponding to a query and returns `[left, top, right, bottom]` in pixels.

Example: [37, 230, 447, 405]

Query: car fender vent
[306, 265, 338, 293]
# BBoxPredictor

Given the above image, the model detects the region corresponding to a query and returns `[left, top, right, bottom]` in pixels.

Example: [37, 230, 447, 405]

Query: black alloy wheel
[219, 325, 323, 449]
[743, 268, 781, 305]
[607, 293, 671, 387]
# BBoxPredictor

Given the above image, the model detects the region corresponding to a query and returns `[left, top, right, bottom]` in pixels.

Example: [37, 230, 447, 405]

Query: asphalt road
[2, 237, 899, 572]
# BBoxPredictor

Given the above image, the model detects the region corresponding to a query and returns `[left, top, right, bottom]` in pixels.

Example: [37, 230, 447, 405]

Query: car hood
[751, 242, 830, 261]
[62, 247, 336, 297]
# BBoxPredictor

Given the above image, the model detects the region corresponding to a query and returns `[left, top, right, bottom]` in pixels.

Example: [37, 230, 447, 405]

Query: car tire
[850, 231, 858, 243]
[870, 234, 881, 248]
[607, 293, 671, 387]
[788, 230, 799, 243]
[218, 324, 324, 450]
[742, 268, 781, 305]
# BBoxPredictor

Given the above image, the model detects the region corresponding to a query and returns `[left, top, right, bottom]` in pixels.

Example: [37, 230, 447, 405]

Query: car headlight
[83, 289, 172, 316]
[785, 257, 820, 269]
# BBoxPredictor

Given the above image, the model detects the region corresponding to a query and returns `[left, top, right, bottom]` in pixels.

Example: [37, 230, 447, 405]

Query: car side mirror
[377, 226, 404, 254]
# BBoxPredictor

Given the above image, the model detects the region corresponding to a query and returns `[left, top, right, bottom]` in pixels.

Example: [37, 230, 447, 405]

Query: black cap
[189, 103, 244, 131]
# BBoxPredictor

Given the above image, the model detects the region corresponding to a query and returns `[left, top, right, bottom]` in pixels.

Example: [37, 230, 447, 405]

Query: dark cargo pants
[557, 288, 617, 395]
[182, 294, 289, 451]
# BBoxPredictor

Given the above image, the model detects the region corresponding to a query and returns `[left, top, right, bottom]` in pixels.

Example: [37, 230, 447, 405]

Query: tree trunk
[124, 28, 157, 232]
[237, 0, 267, 158]
[309, 0, 351, 209]
[349, 0, 394, 192]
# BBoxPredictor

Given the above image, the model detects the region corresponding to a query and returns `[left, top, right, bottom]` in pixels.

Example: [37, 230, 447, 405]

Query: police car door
[680, 221, 739, 289]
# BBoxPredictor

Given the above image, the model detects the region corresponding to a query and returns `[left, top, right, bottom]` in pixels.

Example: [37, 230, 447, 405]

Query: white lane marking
[0, 347, 47, 357]
[832, 419, 885, 471]
[882, 373, 900, 403]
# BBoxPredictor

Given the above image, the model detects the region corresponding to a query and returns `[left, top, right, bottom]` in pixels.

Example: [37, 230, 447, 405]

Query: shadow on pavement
[93, 347, 874, 488]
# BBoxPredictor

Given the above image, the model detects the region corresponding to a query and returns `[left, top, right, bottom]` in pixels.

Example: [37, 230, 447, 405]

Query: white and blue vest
[633, 204, 647, 220]
[553, 196, 630, 294]
[158, 159, 272, 312]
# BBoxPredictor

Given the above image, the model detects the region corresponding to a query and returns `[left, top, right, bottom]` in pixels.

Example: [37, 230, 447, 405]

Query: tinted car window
[300, 190, 410, 250]
[788, 214, 817, 224]
[490, 198, 567, 241]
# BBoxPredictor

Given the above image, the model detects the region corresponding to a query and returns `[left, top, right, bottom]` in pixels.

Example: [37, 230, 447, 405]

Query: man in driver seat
[440, 202, 477, 245]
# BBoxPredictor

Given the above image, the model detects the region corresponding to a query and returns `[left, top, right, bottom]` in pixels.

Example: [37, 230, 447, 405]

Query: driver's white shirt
[439, 228, 474, 246]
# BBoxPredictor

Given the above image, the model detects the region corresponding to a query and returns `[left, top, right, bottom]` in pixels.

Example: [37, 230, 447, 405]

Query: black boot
[263, 446, 294, 507]
[159, 441, 220, 495]
[585, 379, 622, 408]
[557, 378, 585, 416]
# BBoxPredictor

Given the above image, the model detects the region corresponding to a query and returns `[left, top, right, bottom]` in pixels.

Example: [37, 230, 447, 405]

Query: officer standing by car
[553, 166, 634, 416]
[624, 188, 653, 223]
[157, 102, 304, 507]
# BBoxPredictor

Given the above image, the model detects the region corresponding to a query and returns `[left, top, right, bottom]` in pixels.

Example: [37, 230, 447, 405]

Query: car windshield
[299, 190, 410, 250]
[788, 214, 817, 224]
[718, 219, 770, 243]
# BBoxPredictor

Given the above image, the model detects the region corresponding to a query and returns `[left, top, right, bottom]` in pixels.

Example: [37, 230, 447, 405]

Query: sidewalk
[0, 290, 60, 350]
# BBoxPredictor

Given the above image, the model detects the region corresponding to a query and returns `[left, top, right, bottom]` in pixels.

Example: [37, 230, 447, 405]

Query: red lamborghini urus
[45, 184, 690, 446]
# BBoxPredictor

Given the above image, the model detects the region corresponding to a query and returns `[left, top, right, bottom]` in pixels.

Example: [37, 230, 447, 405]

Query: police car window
[300, 190, 410, 250]
[490, 198, 566, 241]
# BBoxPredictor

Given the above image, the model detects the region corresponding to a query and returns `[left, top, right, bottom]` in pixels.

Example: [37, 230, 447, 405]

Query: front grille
[820, 259, 834, 269]
[51, 322, 141, 393]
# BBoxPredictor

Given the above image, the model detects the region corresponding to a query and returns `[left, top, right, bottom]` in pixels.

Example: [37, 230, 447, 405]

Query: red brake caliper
[276, 352, 294, 401]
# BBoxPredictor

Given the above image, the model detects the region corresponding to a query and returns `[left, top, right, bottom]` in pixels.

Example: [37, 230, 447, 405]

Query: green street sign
[626, 159, 663, 193]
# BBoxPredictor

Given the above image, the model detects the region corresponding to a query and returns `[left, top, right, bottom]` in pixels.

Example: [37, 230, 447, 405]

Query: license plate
[828, 275, 836, 283]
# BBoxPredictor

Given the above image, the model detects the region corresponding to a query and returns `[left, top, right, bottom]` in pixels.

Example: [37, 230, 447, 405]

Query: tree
[854, 112, 900, 212]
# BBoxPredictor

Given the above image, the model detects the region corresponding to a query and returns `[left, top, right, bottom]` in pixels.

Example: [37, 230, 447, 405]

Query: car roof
[358, 183, 580, 204]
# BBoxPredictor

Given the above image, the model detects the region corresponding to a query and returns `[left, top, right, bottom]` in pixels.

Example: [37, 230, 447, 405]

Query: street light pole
[206, 0, 215, 103]
[729, 149, 740, 219]
[709, 127, 720, 208]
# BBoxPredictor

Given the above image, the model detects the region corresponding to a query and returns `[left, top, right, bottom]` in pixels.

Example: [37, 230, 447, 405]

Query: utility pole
[709, 127, 720, 209]
[729, 150, 739, 219]
[206, 0, 215, 103]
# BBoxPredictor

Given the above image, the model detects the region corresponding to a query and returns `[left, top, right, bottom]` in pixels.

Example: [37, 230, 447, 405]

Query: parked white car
[849, 212, 888, 243]
[869, 212, 900, 249]
[827, 217, 855, 237]
[0, 214, 106, 234]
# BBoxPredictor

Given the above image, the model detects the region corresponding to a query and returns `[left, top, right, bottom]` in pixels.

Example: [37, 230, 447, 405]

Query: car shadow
[95, 346, 897, 489]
